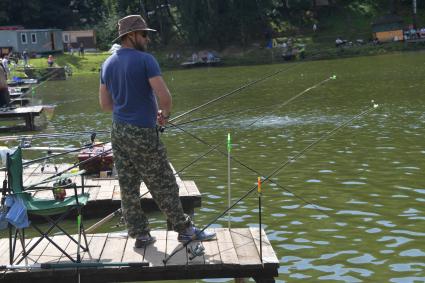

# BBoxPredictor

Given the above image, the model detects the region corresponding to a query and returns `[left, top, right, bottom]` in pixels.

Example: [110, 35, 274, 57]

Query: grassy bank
[9, 40, 425, 79]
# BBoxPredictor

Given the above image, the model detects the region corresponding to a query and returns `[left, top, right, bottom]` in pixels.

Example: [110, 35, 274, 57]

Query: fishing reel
[187, 242, 205, 260]
[41, 149, 58, 173]
[19, 137, 32, 148]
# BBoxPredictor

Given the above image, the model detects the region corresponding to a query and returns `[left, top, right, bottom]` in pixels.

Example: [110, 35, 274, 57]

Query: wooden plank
[56, 233, 88, 264]
[202, 230, 222, 265]
[231, 228, 261, 266]
[81, 233, 108, 261]
[176, 180, 189, 197]
[96, 181, 115, 200]
[12, 236, 44, 264]
[121, 233, 150, 265]
[216, 228, 239, 266]
[143, 230, 167, 267]
[112, 185, 121, 201]
[88, 185, 101, 202]
[165, 230, 187, 266]
[0, 238, 11, 263]
[140, 184, 152, 199]
[24, 237, 51, 263]
[183, 180, 200, 196]
[99, 232, 128, 264]
[37, 235, 70, 264]
[249, 228, 279, 267]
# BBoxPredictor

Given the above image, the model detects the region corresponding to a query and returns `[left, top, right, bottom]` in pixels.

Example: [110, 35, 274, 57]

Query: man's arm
[149, 76, 172, 118]
[99, 84, 113, 112]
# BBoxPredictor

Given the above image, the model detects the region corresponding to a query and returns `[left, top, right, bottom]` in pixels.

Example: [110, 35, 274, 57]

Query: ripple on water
[376, 220, 397, 227]
[389, 262, 425, 272]
[278, 244, 314, 251]
[390, 277, 425, 283]
[347, 253, 384, 265]
[336, 210, 380, 216]
[399, 249, 425, 257]
[377, 236, 413, 248]
[341, 181, 367, 185]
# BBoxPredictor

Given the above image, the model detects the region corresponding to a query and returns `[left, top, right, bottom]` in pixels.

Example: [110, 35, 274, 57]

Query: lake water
[2, 52, 425, 282]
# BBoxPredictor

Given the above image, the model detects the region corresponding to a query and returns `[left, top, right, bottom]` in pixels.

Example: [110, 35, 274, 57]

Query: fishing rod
[167, 75, 336, 130]
[0, 130, 110, 142]
[164, 103, 379, 264]
[164, 75, 337, 213]
[0, 261, 149, 270]
[168, 63, 302, 125]
[24, 147, 113, 190]
[86, 144, 220, 233]
[0, 140, 110, 172]
[168, 120, 330, 217]
[167, 51, 326, 127]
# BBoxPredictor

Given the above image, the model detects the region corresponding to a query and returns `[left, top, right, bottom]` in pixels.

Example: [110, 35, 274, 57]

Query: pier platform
[22, 163, 201, 217]
[0, 106, 44, 130]
[0, 228, 279, 283]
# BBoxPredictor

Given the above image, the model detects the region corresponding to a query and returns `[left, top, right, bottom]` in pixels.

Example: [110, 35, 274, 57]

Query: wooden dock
[23, 163, 201, 217]
[0, 228, 279, 283]
[0, 106, 44, 130]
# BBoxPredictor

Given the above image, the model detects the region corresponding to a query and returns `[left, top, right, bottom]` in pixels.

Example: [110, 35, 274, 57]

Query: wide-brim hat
[113, 15, 156, 42]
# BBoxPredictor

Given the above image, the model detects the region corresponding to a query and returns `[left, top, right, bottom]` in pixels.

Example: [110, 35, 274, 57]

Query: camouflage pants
[111, 121, 191, 238]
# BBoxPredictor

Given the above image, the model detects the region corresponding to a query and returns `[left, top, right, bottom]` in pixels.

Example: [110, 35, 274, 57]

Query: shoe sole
[134, 237, 156, 248]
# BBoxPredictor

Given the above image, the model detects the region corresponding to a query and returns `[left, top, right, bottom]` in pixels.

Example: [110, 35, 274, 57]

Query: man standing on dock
[99, 15, 215, 248]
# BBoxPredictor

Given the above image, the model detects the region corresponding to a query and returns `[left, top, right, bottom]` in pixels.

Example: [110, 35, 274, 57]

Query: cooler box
[78, 143, 113, 175]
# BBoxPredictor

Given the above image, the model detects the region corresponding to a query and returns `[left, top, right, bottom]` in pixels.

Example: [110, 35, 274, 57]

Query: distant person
[47, 55, 54, 67]
[0, 63, 10, 107]
[78, 42, 85, 57]
[1, 55, 10, 77]
[191, 52, 198, 62]
[68, 43, 74, 55]
[207, 51, 214, 62]
[22, 51, 29, 67]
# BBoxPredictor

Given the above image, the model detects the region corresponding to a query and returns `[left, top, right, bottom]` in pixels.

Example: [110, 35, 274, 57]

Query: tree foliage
[0, 0, 421, 50]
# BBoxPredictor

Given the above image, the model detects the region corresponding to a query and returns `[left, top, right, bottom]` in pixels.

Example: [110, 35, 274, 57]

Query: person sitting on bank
[47, 55, 54, 67]
[0, 64, 11, 108]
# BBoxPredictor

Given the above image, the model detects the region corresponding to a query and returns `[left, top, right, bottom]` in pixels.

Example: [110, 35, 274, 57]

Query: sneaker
[178, 226, 216, 243]
[134, 233, 156, 248]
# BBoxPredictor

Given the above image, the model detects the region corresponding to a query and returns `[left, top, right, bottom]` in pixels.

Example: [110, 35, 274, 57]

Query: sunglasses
[139, 31, 148, 38]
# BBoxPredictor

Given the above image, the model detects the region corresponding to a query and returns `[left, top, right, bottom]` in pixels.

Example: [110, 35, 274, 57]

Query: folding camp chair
[5, 147, 90, 264]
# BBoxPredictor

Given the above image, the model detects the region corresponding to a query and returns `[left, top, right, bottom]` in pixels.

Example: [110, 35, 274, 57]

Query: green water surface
[2, 51, 425, 283]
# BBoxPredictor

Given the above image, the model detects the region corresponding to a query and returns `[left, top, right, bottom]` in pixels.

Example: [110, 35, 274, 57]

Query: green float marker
[227, 133, 231, 229]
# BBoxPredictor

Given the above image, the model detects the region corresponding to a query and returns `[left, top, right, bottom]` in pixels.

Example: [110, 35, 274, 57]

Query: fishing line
[168, 120, 330, 217]
[167, 75, 335, 130]
[164, 103, 379, 263]
[165, 75, 336, 212]
[169, 63, 302, 125]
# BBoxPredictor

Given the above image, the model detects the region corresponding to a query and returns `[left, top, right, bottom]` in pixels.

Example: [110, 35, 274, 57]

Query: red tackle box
[78, 143, 113, 175]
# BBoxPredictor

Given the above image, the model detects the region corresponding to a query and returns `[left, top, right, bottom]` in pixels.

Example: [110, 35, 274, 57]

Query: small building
[372, 14, 404, 42]
[0, 27, 63, 55]
[62, 30, 97, 51]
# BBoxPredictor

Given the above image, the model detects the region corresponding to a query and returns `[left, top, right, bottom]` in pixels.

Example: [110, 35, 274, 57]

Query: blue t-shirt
[100, 48, 161, 128]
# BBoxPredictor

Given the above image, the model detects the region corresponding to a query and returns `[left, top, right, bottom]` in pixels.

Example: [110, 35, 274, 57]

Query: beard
[134, 42, 146, 52]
